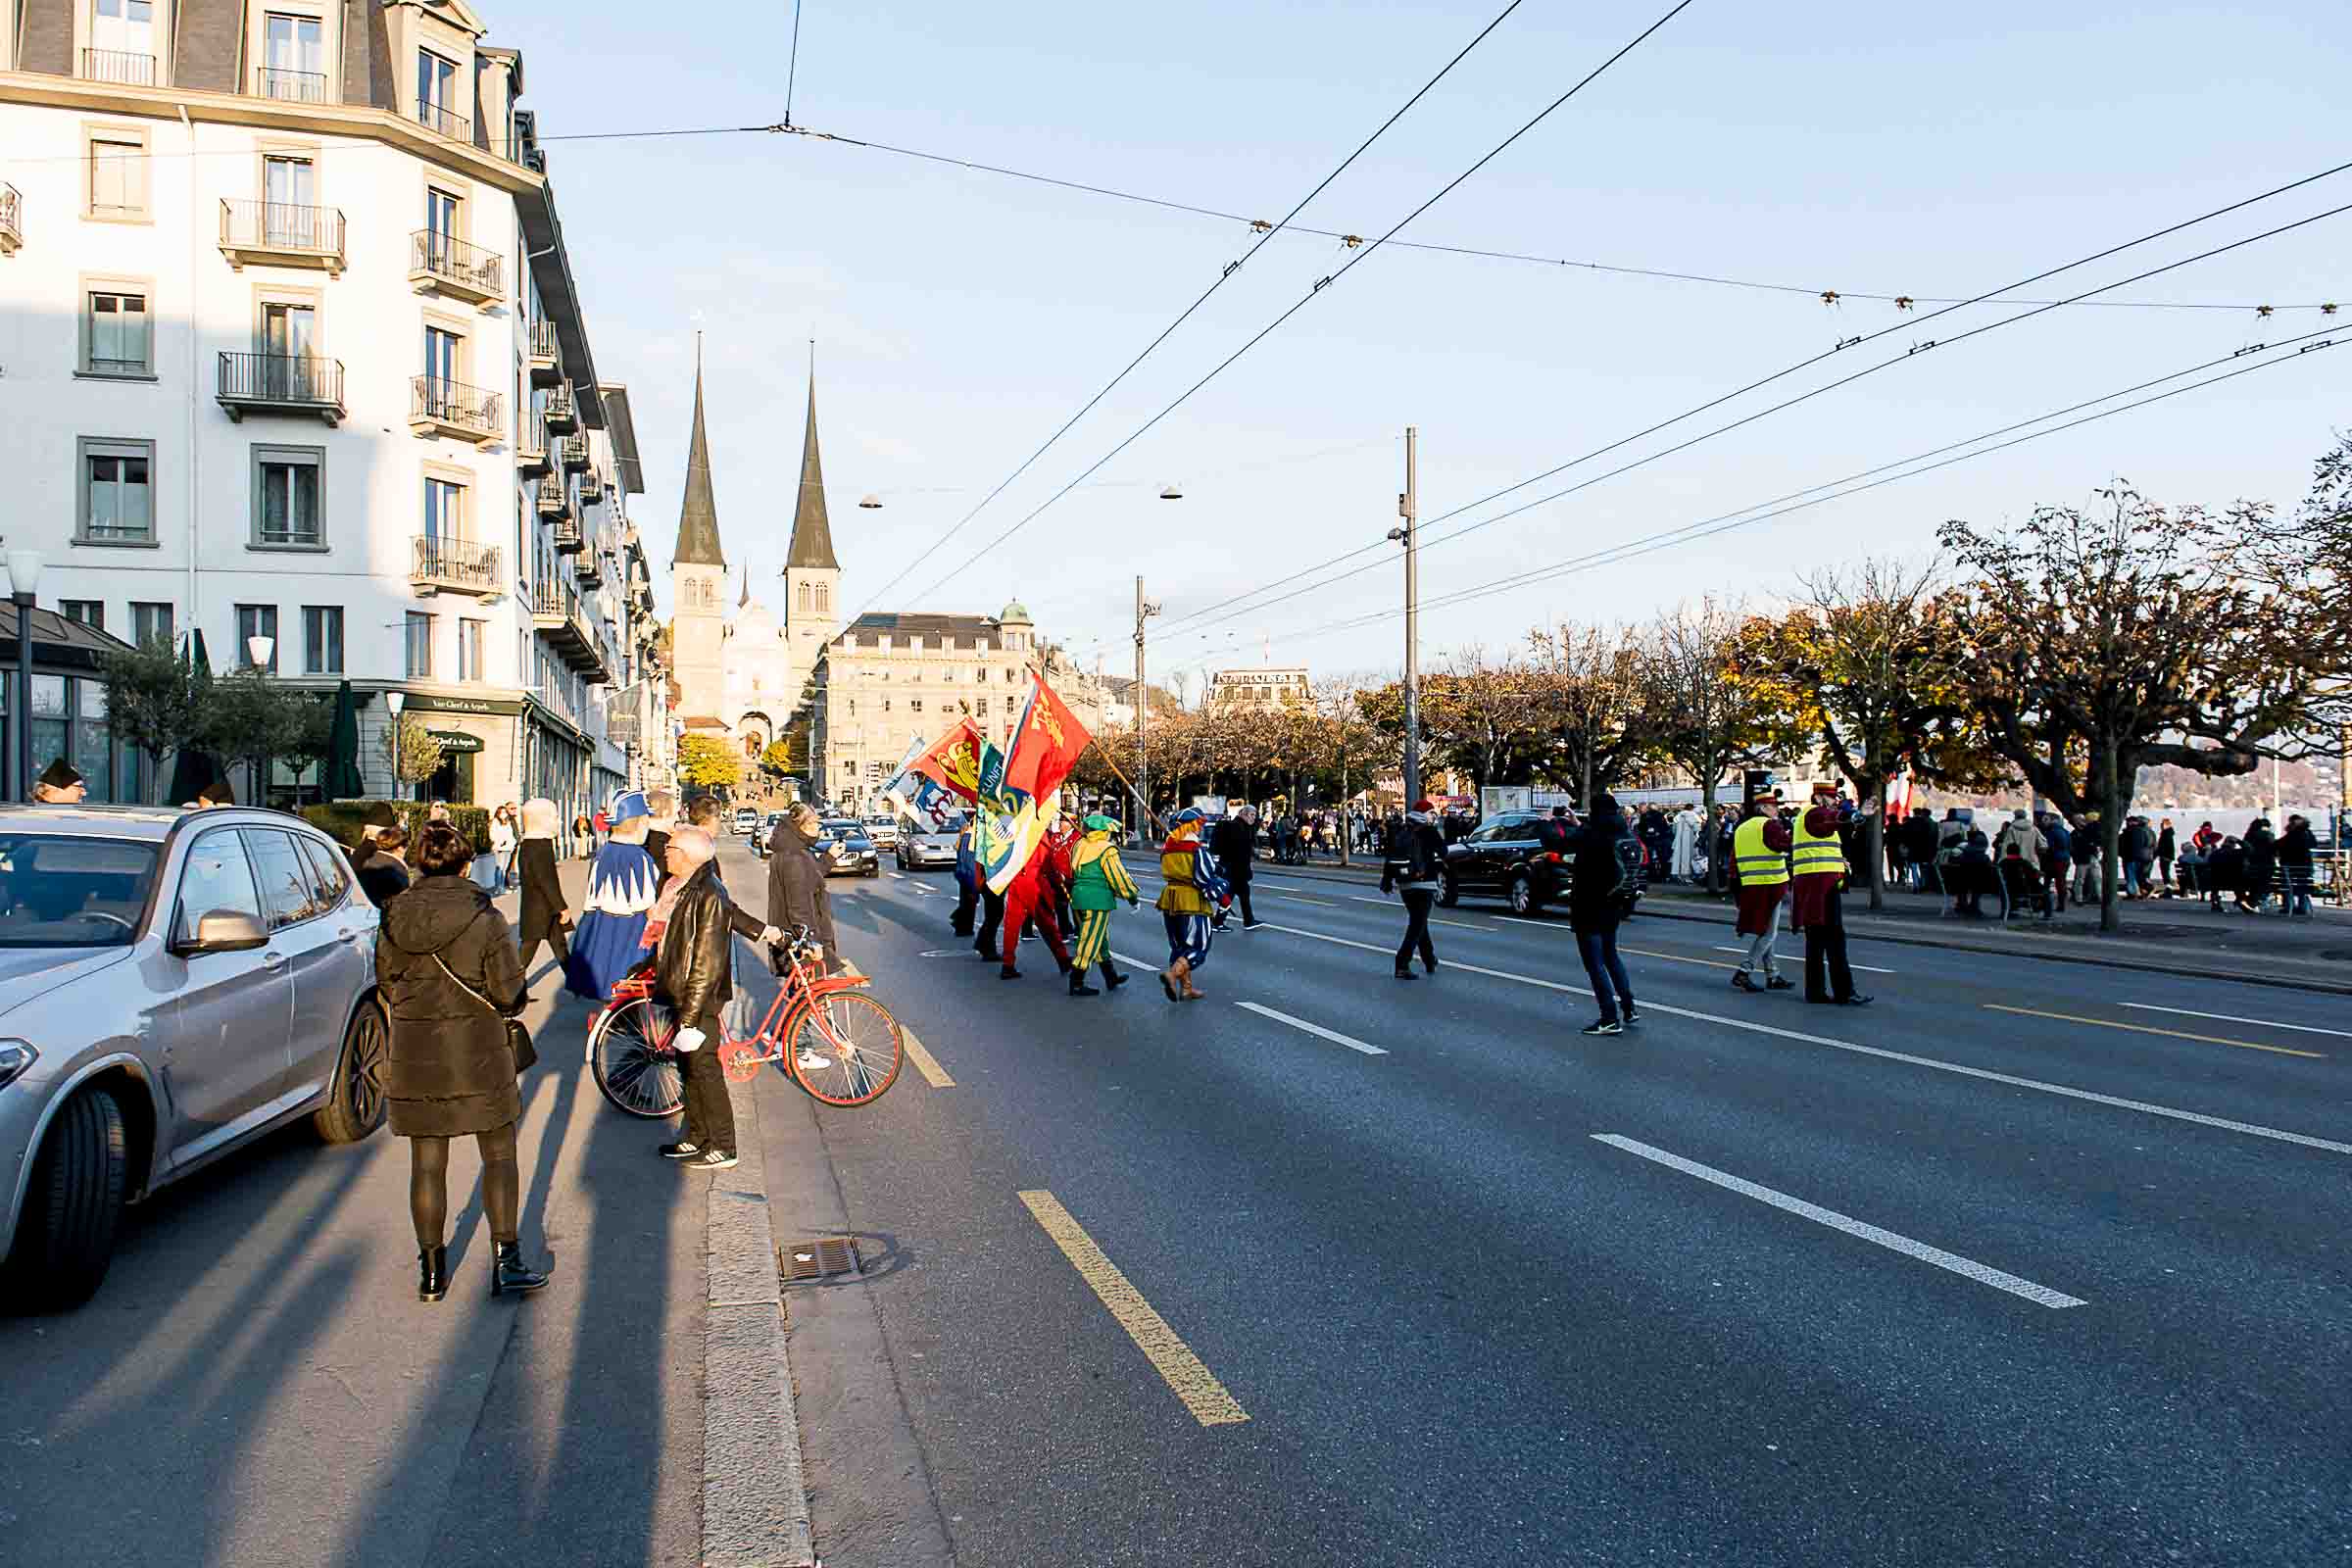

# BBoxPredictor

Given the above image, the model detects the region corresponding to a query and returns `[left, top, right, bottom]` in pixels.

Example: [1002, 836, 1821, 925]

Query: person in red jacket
[1790, 781, 1871, 1006]
[1000, 830, 1074, 980]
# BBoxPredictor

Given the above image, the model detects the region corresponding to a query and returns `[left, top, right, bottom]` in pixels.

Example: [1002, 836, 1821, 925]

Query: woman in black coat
[376, 823, 549, 1303]
[356, 823, 412, 909]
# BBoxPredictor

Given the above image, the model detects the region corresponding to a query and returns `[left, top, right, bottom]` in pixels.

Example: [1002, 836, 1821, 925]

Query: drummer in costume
[564, 789, 660, 1004]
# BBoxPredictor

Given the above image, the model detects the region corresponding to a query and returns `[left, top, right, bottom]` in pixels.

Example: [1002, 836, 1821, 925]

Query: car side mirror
[173, 908, 269, 957]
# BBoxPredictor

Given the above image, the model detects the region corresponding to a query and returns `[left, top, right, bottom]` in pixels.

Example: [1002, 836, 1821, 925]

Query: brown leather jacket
[655, 860, 731, 1025]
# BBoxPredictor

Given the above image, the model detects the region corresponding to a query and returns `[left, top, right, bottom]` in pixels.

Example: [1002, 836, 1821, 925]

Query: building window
[260, 13, 324, 100]
[910, 698, 923, 714]
[422, 322, 462, 389]
[77, 437, 154, 545]
[976, 697, 988, 717]
[458, 617, 484, 681]
[405, 611, 434, 678]
[815, 583, 829, 612]
[130, 601, 172, 647]
[82, 286, 151, 375]
[254, 445, 323, 548]
[416, 49, 459, 131]
[302, 606, 343, 674]
[423, 474, 465, 542]
[236, 604, 279, 671]
[61, 600, 105, 630]
[85, 129, 149, 217]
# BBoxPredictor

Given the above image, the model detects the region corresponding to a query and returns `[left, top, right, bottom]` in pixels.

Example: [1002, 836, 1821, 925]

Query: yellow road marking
[1016, 1190, 1250, 1428]
[1621, 946, 1740, 971]
[1981, 1004, 2326, 1059]
[1432, 916, 1485, 929]
[901, 1028, 955, 1088]
[1270, 892, 1340, 906]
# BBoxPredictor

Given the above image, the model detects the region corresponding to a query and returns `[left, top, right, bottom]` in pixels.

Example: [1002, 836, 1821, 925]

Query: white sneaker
[797, 1051, 830, 1072]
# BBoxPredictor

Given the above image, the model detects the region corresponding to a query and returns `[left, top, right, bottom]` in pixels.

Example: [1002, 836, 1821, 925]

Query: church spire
[784, 361, 839, 572]
[671, 336, 726, 568]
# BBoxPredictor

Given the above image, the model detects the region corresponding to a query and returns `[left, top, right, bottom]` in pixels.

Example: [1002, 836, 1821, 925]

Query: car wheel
[6, 1086, 128, 1310]
[1437, 875, 1460, 908]
[314, 999, 389, 1145]
[1507, 871, 1536, 917]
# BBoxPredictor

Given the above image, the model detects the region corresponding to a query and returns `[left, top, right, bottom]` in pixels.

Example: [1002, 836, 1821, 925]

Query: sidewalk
[1248, 854, 2352, 995]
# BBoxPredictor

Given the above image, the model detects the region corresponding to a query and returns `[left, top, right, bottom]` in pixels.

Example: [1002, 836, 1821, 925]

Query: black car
[815, 818, 881, 877]
[1439, 811, 1646, 916]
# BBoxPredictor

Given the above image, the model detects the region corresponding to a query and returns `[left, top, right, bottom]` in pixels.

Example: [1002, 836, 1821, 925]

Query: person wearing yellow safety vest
[1729, 791, 1794, 993]
[1791, 780, 1872, 1006]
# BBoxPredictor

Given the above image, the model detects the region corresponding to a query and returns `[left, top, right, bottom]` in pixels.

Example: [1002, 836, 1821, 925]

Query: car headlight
[0, 1039, 37, 1090]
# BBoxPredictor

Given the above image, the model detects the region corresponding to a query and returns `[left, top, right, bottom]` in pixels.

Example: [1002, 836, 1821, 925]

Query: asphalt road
[0, 870, 707, 1568]
[784, 845, 2349, 1567]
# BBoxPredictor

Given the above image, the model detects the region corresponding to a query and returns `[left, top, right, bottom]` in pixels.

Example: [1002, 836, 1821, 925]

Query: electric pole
[1133, 575, 1160, 836]
[1389, 426, 1421, 808]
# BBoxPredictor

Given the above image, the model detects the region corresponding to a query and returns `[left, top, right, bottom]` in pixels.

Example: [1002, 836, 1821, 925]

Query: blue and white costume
[564, 790, 661, 1002]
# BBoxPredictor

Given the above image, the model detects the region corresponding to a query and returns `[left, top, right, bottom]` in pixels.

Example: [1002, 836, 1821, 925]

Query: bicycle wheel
[788, 994, 905, 1107]
[590, 997, 686, 1118]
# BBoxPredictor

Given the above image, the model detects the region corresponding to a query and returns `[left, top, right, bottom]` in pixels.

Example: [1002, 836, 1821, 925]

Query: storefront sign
[398, 691, 526, 717]
[425, 730, 485, 754]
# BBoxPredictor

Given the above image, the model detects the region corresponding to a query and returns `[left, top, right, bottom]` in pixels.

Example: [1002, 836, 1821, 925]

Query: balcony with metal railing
[218, 352, 345, 424]
[543, 381, 577, 433]
[529, 579, 607, 677]
[527, 318, 561, 385]
[253, 66, 326, 102]
[517, 413, 551, 475]
[407, 229, 502, 307]
[552, 516, 584, 555]
[409, 375, 503, 445]
[415, 101, 469, 143]
[219, 199, 345, 274]
[574, 549, 605, 590]
[82, 47, 154, 85]
[0, 184, 19, 255]
[559, 432, 589, 471]
[536, 472, 568, 517]
[410, 534, 502, 598]
[578, 466, 604, 504]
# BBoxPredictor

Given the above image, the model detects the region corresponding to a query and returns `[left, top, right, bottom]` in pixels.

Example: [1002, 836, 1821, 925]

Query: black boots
[1068, 971, 1101, 997]
[417, 1245, 449, 1303]
[1103, 963, 1129, 990]
[491, 1241, 551, 1298]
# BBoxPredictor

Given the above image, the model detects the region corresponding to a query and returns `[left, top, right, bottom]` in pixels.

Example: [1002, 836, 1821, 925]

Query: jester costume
[564, 790, 661, 1003]
[1155, 810, 1230, 1001]
[1067, 814, 1139, 997]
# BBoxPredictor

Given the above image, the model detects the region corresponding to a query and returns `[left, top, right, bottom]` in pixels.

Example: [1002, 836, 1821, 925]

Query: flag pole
[1084, 735, 1161, 840]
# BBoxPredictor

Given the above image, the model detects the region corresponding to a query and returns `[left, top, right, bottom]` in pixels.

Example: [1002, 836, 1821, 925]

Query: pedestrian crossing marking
[1017, 1189, 1250, 1429]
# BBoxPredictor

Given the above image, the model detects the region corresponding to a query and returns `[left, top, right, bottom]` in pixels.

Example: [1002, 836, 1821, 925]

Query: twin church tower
[666, 357, 842, 760]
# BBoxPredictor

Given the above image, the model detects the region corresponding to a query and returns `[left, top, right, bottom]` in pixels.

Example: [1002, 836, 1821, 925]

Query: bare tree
[1526, 622, 1650, 807]
[1639, 597, 1774, 890]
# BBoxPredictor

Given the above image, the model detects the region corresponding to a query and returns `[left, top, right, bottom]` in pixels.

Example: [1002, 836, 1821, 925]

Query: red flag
[1003, 672, 1093, 804]
[910, 718, 987, 803]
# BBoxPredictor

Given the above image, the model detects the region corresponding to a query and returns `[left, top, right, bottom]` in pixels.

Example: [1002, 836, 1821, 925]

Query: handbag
[432, 952, 537, 1074]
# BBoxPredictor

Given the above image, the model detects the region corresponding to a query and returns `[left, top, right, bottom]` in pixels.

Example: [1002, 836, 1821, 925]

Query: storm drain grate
[781, 1236, 862, 1283]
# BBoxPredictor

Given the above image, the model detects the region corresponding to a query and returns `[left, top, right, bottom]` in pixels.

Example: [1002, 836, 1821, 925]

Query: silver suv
[0, 807, 386, 1310]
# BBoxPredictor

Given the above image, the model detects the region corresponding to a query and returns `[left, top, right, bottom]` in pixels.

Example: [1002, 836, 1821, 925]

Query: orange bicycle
[587, 926, 905, 1114]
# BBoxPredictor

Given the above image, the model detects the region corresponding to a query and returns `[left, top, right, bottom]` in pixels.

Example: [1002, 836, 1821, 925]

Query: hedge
[301, 800, 493, 855]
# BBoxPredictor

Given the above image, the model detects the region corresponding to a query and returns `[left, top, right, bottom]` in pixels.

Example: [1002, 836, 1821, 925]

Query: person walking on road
[952, 816, 981, 938]
[1730, 791, 1792, 993]
[1568, 793, 1639, 1035]
[1792, 782, 1871, 1006]
[1209, 806, 1265, 930]
[375, 821, 550, 1303]
[1155, 808, 1226, 1001]
[648, 827, 740, 1171]
[1067, 813, 1141, 996]
[1000, 830, 1073, 981]
[514, 798, 571, 979]
[1380, 799, 1446, 981]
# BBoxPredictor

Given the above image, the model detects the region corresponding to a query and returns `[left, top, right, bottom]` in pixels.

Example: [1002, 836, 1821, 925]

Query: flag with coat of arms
[971, 672, 1095, 893]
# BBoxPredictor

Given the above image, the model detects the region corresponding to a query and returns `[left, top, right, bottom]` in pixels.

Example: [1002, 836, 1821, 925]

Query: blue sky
[503, 0, 2347, 690]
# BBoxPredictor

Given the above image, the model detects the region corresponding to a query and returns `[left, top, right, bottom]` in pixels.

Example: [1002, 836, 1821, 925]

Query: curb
[1248, 858, 2352, 998]
[703, 1075, 818, 1568]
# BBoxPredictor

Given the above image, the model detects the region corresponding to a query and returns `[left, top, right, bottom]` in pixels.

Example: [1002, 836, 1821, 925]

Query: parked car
[897, 813, 965, 870]
[732, 807, 760, 836]
[814, 819, 880, 877]
[0, 807, 387, 1310]
[862, 814, 900, 850]
[752, 811, 785, 859]
[1439, 810, 1646, 917]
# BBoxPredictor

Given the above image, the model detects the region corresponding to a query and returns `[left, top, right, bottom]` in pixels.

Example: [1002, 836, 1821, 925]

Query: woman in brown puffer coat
[376, 822, 550, 1304]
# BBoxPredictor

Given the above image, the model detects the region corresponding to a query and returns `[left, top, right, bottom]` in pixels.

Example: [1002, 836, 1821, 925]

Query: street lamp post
[385, 689, 405, 801]
[7, 549, 44, 804]
[247, 635, 275, 806]
[1388, 427, 1420, 808]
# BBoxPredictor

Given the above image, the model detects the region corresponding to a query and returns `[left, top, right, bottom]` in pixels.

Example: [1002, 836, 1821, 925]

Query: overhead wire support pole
[1390, 427, 1421, 808]
[1134, 577, 1160, 837]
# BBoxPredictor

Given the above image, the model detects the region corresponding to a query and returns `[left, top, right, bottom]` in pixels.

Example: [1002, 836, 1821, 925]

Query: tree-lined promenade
[1075, 443, 2351, 934]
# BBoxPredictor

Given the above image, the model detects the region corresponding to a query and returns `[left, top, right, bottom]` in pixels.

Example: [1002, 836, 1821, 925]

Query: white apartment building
[0, 0, 655, 815]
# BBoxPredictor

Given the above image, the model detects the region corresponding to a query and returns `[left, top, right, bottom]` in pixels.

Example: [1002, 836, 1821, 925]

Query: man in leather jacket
[655, 827, 742, 1169]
